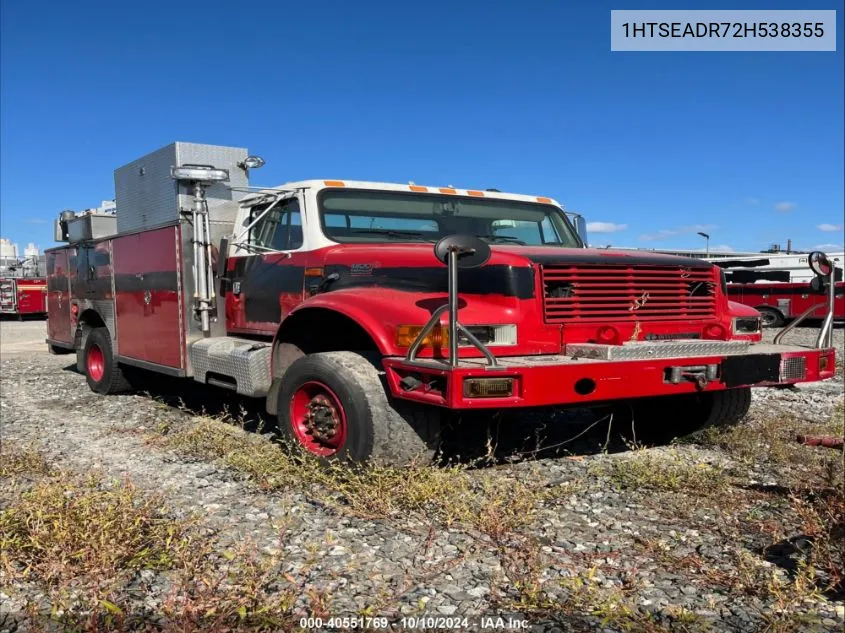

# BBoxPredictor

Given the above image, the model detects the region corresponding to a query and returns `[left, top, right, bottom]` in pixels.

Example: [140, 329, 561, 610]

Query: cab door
[47, 250, 73, 344]
[225, 193, 306, 335]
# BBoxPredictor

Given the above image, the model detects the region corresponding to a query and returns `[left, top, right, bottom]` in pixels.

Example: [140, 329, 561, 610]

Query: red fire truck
[45, 143, 838, 465]
[0, 276, 47, 319]
[711, 255, 845, 327]
[725, 282, 845, 328]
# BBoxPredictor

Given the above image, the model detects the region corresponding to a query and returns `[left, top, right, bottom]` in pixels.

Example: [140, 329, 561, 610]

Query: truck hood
[321, 243, 715, 270]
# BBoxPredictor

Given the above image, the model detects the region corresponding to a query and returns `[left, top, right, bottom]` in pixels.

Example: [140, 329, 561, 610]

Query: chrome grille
[541, 264, 717, 323]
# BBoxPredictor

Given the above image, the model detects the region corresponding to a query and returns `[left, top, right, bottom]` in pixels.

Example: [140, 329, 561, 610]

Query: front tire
[83, 328, 133, 395]
[629, 387, 752, 443]
[277, 351, 441, 465]
[758, 307, 786, 328]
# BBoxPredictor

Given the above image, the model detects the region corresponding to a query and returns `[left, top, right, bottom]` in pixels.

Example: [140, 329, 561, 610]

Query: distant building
[616, 247, 755, 260]
[0, 238, 19, 273]
[0, 238, 44, 277]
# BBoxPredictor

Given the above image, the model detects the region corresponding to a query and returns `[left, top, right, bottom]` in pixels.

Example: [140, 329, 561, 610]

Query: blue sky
[1, 0, 843, 254]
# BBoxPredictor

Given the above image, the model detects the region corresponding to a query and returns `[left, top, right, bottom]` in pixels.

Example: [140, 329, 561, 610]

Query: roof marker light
[536, 196, 552, 204]
[323, 180, 346, 187]
[466, 190, 485, 197]
[439, 187, 456, 194]
[409, 185, 428, 192]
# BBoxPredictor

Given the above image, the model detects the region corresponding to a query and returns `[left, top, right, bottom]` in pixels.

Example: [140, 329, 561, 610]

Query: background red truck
[45, 142, 839, 465]
[0, 277, 47, 319]
[725, 281, 845, 328]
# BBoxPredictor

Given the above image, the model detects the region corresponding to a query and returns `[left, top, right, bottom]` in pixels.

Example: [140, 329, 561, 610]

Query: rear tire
[277, 351, 441, 465]
[758, 307, 786, 328]
[83, 328, 133, 395]
[628, 387, 752, 443]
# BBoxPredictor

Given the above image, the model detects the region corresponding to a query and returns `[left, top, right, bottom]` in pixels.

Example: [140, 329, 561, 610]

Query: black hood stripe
[520, 251, 714, 268]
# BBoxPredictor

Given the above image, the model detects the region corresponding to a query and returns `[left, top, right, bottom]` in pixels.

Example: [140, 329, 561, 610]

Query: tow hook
[665, 364, 719, 390]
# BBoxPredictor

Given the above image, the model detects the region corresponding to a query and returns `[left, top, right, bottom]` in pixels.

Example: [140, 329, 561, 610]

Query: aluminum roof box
[114, 142, 248, 234]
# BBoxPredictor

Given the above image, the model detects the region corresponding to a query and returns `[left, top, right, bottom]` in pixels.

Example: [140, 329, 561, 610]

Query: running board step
[188, 337, 272, 397]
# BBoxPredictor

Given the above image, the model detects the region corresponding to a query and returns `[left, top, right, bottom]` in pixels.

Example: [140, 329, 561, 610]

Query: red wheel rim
[289, 381, 347, 456]
[87, 344, 105, 382]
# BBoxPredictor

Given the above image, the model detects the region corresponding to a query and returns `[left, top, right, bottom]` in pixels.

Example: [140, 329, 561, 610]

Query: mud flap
[265, 377, 282, 415]
[721, 354, 781, 388]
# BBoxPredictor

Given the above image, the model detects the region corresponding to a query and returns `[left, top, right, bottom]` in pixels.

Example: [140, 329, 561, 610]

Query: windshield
[318, 189, 582, 247]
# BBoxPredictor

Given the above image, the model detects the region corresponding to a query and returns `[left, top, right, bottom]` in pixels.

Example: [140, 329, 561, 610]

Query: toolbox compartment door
[113, 226, 184, 368]
[46, 251, 73, 342]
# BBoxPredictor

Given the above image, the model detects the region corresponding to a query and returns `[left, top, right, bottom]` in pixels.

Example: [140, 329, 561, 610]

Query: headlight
[395, 324, 517, 348]
[732, 316, 761, 334]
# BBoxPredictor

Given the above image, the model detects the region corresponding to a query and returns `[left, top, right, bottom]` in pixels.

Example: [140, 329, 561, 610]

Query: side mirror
[566, 213, 588, 245]
[575, 215, 588, 242]
[808, 251, 833, 277]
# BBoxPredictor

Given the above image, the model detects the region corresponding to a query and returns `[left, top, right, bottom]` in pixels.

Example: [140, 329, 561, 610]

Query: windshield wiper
[477, 234, 528, 245]
[349, 229, 436, 242]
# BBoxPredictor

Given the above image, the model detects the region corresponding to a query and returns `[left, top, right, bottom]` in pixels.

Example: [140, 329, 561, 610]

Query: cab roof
[240, 179, 563, 208]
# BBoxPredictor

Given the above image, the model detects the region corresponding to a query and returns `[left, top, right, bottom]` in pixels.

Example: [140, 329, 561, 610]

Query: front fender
[728, 300, 762, 318]
[266, 289, 426, 415]
[283, 288, 436, 356]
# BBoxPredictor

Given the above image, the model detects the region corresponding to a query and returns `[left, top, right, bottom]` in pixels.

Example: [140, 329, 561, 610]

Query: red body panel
[113, 226, 184, 367]
[0, 278, 47, 316]
[46, 251, 73, 343]
[727, 282, 845, 320]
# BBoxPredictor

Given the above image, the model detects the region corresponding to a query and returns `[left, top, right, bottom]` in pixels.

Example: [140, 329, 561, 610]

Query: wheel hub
[289, 381, 348, 457]
[304, 395, 341, 442]
[87, 344, 105, 382]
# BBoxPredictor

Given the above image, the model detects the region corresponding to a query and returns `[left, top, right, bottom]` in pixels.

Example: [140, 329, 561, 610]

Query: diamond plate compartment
[189, 337, 272, 397]
[565, 340, 751, 361]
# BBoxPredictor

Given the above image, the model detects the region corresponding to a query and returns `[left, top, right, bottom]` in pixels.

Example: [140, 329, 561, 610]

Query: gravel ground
[1, 320, 843, 632]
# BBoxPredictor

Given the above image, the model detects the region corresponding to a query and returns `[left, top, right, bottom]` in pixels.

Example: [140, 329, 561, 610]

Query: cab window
[250, 198, 303, 251]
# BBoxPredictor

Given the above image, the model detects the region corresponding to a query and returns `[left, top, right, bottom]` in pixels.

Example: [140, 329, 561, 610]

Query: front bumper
[382, 343, 836, 409]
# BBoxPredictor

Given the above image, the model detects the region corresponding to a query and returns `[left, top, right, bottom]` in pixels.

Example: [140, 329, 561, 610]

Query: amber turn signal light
[395, 324, 448, 348]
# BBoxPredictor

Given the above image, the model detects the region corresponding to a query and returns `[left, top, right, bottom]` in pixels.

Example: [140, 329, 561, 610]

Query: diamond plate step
[189, 337, 272, 397]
